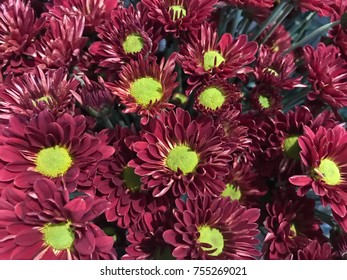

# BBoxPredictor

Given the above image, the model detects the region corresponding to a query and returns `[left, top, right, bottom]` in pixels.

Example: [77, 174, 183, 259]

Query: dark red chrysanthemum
[214, 105, 253, 157]
[249, 85, 282, 115]
[123, 199, 174, 260]
[0, 66, 79, 120]
[45, 0, 120, 33]
[328, 1, 347, 58]
[128, 108, 231, 198]
[0, 110, 114, 194]
[330, 228, 347, 259]
[0, 0, 45, 75]
[34, 15, 88, 70]
[141, 0, 217, 38]
[289, 125, 347, 228]
[105, 55, 177, 123]
[267, 107, 338, 179]
[194, 79, 241, 115]
[254, 45, 303, 90]
[220, 161, 267, 208]
[304, 43, 347, 109]
[0, 179, 116, 259]
[258, 24, 292, 54]
[178, 22, 258, 93]
[293, 0, 334, 17]
[74, 75, 115, 116]
[94, 126, 150, 229]
[163, 195, 260, 259]
[297, 240, 334, 260]
[0, 1, 40, 73]
[89, 4, 161, 72]
[225, 0, 273, 22]
[263, 188, 324, 260]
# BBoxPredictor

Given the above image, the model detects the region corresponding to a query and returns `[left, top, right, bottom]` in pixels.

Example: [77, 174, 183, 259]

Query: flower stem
[285, 20, 340, 54]
[315, 210, 335, 228]
[251, 0, 290, 41]
[260, 4, 294, 45]
[230, 9, 242, 36]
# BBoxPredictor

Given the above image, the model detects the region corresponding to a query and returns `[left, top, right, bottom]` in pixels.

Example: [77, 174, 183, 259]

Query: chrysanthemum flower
[293, 0, 334, 17]
[141, 0, 218, 38]
[304, 43, 347, 109]
[89, 5, 162, 72]
[34, 15, 87, 70]
[0, 0, 45, 74]
[331, 228, 347, 259]
[328, 1, 347, 58]
[226, 0, 273, 21]
[123, 199, 174, 260]
[214, 105, 253, 157]
[0, 66, 79, 120]
[289, 125, 347, 223]
[178, 22, 258, 93]
[105, 55, 177, 122]
[0, 179, 116, 259]
[249, 85, 282, 115]
[297, 240, 334, 260]
[163, 195, 260, 259]
[94, 126, 149, 229]
[221, 161, 267, 208]
[258, 24, 292, 54]
[254, 45, 303, 90]
[128, 108, 231, 198]
[194, 79, 241, 115]
[263, 188, 324, 260]
[268, 107, 337, 179]
[74, 75, 115, 117]
[0, 110, 114, 194]
[45, 0, 120, 32]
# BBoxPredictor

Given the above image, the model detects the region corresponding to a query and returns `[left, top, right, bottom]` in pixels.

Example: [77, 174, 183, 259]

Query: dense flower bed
[0, 0, 347, 260]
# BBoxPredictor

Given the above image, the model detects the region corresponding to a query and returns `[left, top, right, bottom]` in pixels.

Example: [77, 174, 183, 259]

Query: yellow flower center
[263, 67, 279, 77]
[315, 158, 341, 186]
[169, 5, 187, 21]
[122, 167, 141, 192]
[198, 225, 224, 256]
[42, 221, 74, 251]
[283, 135, 301, 160]
[35, 146, 73, 178]
[258, 95, 271, 109]
[203, 51, 225, 71]
[198, 86, 226, 110]
[130, 77, 163, 106]
[165, 145, 199, 175]
[122, 33, 144, 54]
[221, 183, 242, 200]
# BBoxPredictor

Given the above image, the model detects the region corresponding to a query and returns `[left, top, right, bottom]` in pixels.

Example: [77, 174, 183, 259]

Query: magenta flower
[0, 179, 116, 259]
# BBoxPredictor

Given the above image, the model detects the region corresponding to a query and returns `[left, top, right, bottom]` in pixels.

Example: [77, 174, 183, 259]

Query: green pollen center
[33, 96, 52, 107]
[283, 135, 301, 160]
[130, 77, 163, 106]
[263, 67, 279, 77]
[35, 146, 72, 178]
[203, 51, 225, 71]
[165, 145, 199, 175]
[122, 167, 141, 192]
[169, 5, 187, 20]
[198, 225, 224, 256]
[123, 33, 144, 54]
[316, 158, 341, 186]
[258, 95, 271, 109]
[42, 221, 74, 251]
[198, 86, 226, 110]
[221, 183, 242, 200]
[289, 223, 297, 237]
